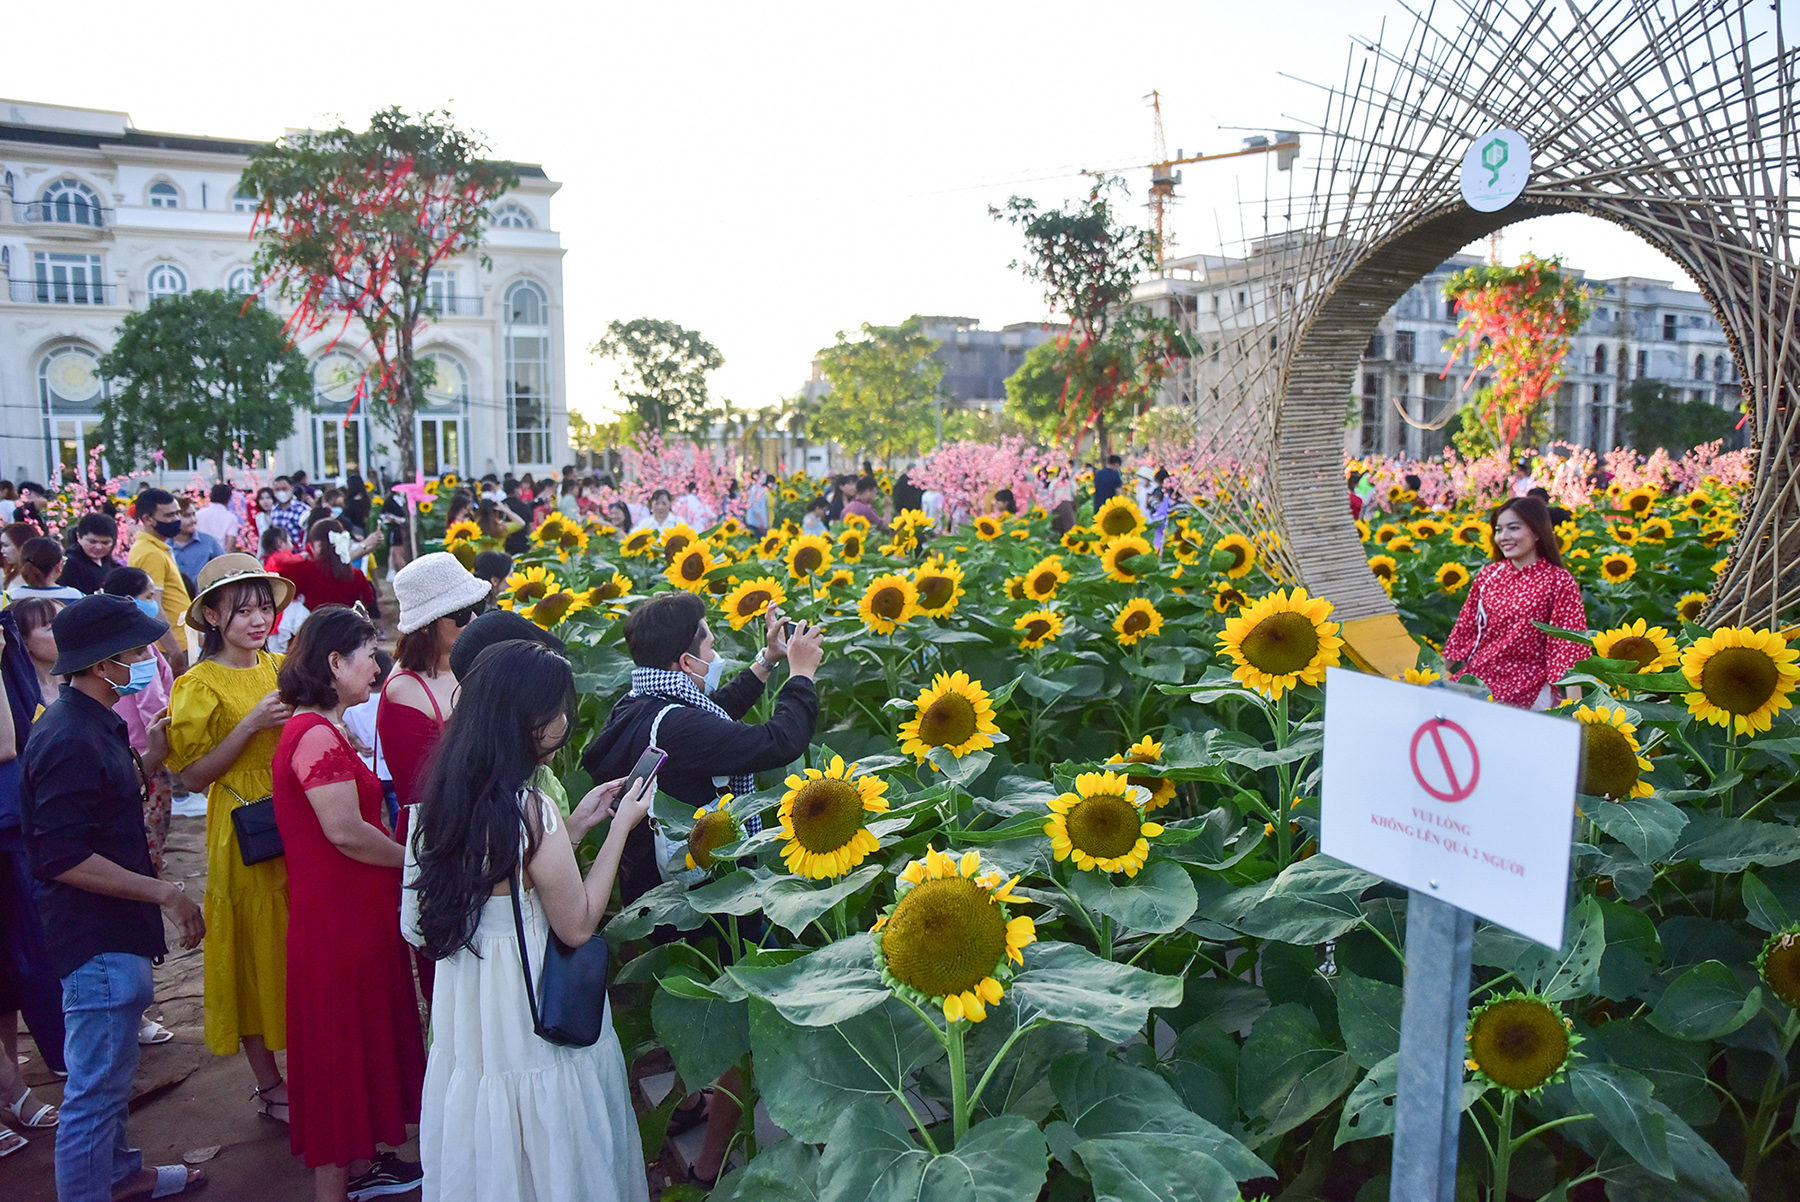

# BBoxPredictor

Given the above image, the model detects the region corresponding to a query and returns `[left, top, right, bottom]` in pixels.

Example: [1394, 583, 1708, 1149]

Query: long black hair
[411, 640, 579, 960]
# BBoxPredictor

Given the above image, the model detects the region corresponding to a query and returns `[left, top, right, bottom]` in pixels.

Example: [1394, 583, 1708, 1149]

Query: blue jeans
[57, 952, 153, 1202]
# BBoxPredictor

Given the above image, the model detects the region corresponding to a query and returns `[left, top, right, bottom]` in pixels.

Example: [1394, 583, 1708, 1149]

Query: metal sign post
[1390, 891, 1475, 1202]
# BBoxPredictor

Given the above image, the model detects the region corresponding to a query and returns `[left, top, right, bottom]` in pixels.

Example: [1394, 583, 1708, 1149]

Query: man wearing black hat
[20, 594, 207, 1200]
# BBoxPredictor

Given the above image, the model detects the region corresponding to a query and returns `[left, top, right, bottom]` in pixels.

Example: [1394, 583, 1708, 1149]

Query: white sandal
[2, 1086, 57, 1129]
[139, 1019, 175, 1045]
[0, 1128, 26, 1158]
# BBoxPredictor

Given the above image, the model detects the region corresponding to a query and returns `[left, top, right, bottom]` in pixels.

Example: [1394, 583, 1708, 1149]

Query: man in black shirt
[21, 593, 206, 1200]
[60, 512, 119, 595]
[1093, 454, 1124, 508]
[892, 463, 924, 515]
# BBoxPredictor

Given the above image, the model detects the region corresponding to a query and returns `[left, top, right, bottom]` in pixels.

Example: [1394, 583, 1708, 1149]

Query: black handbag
[226, 785, 284, 866]
[509, 867, 608, 1048]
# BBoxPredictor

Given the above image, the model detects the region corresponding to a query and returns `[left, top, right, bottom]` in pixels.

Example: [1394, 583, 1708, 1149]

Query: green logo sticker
[1481, 137, 1509, 186]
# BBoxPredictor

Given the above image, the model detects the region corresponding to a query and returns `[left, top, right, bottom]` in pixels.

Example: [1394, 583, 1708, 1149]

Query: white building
[1136, 244, 1743, 458]
[0, 98, 569, 488]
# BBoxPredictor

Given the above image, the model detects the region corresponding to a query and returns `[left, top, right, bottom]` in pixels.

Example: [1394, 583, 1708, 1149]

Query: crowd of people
[0, 464, 832, 1201]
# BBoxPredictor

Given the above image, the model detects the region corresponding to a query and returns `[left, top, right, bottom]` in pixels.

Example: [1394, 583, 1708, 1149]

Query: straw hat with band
[51, 593, 171, 676]
[187, 553, 296, 632]
[393, 551, 491, 635]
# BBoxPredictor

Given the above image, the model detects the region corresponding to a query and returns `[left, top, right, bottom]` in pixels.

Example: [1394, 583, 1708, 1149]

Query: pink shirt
[114, 645, 174, 755]
[1443, 558, 1587, 708]
[844, 498, 885, 529]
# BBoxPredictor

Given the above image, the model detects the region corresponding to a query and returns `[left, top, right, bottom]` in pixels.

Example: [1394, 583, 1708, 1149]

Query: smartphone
[623, 744, 668, 803]
[782, 620, 797, 640]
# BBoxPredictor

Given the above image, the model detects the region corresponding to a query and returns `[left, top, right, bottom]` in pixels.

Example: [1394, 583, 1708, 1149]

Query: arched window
[38, 346, 108, 477]
[1694, 353, 1706, 380]
[146, 263, 188, 300]
[419, 352, 470, 408]
[504, 281, 551, 464]
[35, 177, 105, 226]
[492, 203, 535, 229]
[313, 351, 366, 406]
[1714, 354, 1728, 383]
[226, 267, 258, 296]
[147, 181, 180, 209]
[1593, 345, 1607, 374]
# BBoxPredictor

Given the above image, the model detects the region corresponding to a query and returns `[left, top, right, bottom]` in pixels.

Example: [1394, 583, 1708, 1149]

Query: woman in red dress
[273, 605, 426, 1201]
[277, 519, 378, 614]
[1443, 495, 1587, 710]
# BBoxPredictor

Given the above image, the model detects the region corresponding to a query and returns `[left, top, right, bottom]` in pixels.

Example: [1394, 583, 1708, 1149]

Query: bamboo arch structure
[1180, 0, 1796, 671]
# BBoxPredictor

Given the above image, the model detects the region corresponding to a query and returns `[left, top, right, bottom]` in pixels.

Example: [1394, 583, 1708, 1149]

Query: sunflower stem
[967, 1019, 1041, 1116]
[1099, 914, 1114, 961]
[946, 1017, 970, 1148]
[1491, 1090, 1516, 1202]
[1740, 1007, 1800, 1192]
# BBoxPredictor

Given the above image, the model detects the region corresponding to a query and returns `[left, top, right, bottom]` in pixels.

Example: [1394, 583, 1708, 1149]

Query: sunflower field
[442, 467, 1800, 1202]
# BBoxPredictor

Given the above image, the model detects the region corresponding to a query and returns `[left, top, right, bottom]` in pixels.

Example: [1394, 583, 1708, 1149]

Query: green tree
[811, 316, 942, 462]
[991, 176, 1190, 455]
[590, 318, 724, 439]
[1002, 340, 1072, 444]
[97, 290, 310, 475]
[239, 107, 519, 482]
[1622, 379, 1739, 452]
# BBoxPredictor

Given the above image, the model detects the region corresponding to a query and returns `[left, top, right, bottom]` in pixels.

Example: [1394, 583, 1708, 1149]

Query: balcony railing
[426, 295, 483, 317]
[16, 200, 112, 228]
[8, 279, 119, 305]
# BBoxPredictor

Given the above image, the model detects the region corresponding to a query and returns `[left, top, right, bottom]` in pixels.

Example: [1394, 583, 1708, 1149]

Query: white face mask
[274, 489, 292, 504]
[686, 649, 726, 693]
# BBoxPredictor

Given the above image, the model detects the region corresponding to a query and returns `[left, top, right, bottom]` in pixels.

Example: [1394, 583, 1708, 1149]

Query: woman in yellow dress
[166, 554, 297, 1121]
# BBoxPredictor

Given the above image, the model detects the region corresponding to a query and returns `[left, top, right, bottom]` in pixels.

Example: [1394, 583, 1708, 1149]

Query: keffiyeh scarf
[628, 666, 761, 833]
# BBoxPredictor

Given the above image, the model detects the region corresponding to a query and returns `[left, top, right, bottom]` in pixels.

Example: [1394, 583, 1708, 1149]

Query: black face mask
[154, 518, 182, 539]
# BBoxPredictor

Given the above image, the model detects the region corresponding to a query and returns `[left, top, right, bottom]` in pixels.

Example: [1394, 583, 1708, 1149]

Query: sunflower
[1591, 619, 1678, 673]
[836, 528, 866, 562]
[1681, 626, 1800, 734]
[499, 565, 561, 611]
[1045, 770, 1166, 876]
[1100, 535, 1156, 583]
[1367, 554, 1398, 584]
[870, 847, 1036, 1024]
[1113, 598, 1164, 646]
[423, 479, 439, 495]
[1387, 535, 1417, 555]
[1401, 667, 1443, 685]
[897, 671, 1000, 761]
[1094, 497, 1146, 539]
[1022, 554, 1070, 601]
[686, 804, 739, 872]
[1682, 491, 1715, 519]
[1212, 582, 1248, 613]
[1465, 992, 1579, 1095]
[525, 586, 589, 629]
[912, 558, 965, 616]
[1167, 523, 1206, 565]
[620, 528, 659, 559]
[440, 473, 460, 489]
[777, 756, 890, 879]
[858, 572, 919, 634]
[816, 567, 854, 592]
[780, 487, 799, 502]
[1435, 563, 1471, 594]
[717, 516, 745, 539]
[1572, 705, 1653, 799]
[1003, 576, 1025, 601]
[1372, 522, 1402, 544]
[1700, 523, 1735, 549]
[842, 512, 871, 535]
[1217, 587, 1344, 699]
[1757, 928, 1800, 1009]
[1062, 526, 1101, 553]
[590, 571, 633, 606]
[1620, 485, 1658, 517]
[1213, 533, 1257, 578]
[1638, 517, 1674, 544]
[1676, 592, 1709, 623]
[1107, 736, 1177, 811]
[1355, 519, 1373, 542]
[444, 519, 481, 547]
[757, 530, 789, 559]
[721, 576, 787, 631]
[1452, 519, 1490, 549]
[1598, 552, 1637, 583]
[419, 500, 435, 515]
[1015, 609, 1063, 650]
[657, 523, 700, 563]
[785, 533, 834, 580]
[1611, 523, 1640, 547]
[1409, 519, 1447, 539]
[665, 543, 718, 592]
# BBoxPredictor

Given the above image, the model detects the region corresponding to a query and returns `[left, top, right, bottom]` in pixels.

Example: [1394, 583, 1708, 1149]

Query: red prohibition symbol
[1409, 718, 1481, 802]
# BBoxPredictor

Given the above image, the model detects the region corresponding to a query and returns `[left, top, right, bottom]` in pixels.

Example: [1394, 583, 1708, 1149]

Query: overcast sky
[9, 0, 1701, 419]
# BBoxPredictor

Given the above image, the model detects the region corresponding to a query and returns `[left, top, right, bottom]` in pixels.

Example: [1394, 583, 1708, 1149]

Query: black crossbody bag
[225, 783, 284, 866]
[509, 865, 609, 1048]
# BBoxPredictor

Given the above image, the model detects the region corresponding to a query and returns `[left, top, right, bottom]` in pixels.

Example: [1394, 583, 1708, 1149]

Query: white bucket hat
[393, 551, 491, 634]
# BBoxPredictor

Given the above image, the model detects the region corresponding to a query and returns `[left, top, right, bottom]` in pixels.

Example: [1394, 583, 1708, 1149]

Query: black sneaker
[348, 1153, 423, 1200]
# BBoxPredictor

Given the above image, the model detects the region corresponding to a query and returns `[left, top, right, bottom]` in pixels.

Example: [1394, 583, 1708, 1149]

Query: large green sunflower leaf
[729, 934, 890, 1026]
[761, 863, 884, 935]
[1334, 973, 1403, 1070]
[1048, 1051, 1271, 1181]
[815, 1099, 1046, 1202]
[1237, 1003, 1359, 1142]
[1201, 857, 1377, 944]
[1005, 943, 1184, 1043]
[1069, 1138, 1241, 1202]
[709, 1138, 820, 1202]
[1588, 795, 1689, 865]
[1569, 1063, 1673, 1181]
[1649, 960, 1761, 1040]
[751, 998, 946, 1144]
[602, 878, 707, 941]
[652, 986, 748, 1093]
[1669, 815, 1800, 873]
[1065, 859, 1199, 934]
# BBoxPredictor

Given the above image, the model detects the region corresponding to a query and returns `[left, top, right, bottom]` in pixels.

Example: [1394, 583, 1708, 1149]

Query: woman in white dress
[408, 640, 654, 1202]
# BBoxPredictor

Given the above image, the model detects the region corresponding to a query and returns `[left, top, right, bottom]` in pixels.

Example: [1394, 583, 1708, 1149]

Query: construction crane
[1145, 90, 1300, 269]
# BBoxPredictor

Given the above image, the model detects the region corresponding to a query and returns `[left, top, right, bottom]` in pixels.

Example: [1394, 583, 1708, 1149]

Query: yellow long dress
[167, 651, 287, 1056]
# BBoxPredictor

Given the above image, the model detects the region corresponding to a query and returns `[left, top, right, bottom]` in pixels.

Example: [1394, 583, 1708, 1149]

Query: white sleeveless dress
[416, 800, 648, 1202]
